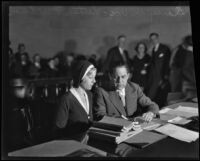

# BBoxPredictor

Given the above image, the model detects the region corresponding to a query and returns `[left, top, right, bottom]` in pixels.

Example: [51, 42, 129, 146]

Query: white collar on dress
[70, 87, 89, 115]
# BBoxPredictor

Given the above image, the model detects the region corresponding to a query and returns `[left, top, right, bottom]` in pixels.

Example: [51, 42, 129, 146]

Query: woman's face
[80, 69, 96, 90]
[138, 44, 146, 56]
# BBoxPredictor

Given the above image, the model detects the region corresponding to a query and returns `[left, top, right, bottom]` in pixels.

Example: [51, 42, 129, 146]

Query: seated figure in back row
[93, 62, 160, 122]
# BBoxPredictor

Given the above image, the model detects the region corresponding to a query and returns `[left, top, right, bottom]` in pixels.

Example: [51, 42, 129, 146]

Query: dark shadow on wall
[96, 36, 116, 60]
[64, 39, 78, 54]
[96, 35, 116, 72]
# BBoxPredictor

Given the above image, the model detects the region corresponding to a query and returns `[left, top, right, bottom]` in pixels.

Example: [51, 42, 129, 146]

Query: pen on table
[121, 115, 129, 120]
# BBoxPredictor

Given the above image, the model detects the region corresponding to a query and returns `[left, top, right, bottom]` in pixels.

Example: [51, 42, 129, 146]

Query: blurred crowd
[8, 33, 196, 103]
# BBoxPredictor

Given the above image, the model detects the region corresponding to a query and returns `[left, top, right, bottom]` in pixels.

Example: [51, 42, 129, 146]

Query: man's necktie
[117, 90, 126, 107]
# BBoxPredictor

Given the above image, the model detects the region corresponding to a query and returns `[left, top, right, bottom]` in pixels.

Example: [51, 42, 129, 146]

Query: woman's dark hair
[135, 42, 148, 53]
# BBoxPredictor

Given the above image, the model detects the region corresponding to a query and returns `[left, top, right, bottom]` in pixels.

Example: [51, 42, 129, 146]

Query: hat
[72, 60, 94, 88]
[10, 78, 28, 87]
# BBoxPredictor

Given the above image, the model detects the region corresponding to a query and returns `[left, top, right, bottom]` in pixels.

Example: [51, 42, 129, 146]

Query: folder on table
[124, 130, 167, 148]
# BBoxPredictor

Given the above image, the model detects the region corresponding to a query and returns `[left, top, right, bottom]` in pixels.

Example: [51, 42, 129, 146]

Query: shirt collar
[116, 88, 125, 96]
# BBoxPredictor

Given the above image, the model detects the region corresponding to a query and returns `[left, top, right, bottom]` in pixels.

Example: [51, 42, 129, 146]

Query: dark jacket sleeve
[163, 46, 171, 79]
[136, 84, 159, 115]
[93, 88, 107, 121]
[55, 95, 69, 128]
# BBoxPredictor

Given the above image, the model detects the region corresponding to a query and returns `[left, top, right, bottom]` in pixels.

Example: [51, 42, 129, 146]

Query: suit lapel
[125, 83, 137, 115]
[109, 91, 127, 116]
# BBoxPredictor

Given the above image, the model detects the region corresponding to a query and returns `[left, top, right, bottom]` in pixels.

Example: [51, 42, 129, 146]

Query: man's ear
[127, 73, 130, 79]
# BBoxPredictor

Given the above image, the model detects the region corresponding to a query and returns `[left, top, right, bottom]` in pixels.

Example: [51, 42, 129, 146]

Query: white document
[166, 106, 198, 118]
[175, 106, 198, 115]
[159, 108, 172, 114]
[168, 116, 192, 125]
[155, 123, 199, 143]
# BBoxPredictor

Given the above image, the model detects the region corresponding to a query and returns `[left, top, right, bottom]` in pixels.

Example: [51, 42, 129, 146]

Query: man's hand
[142, 112, 154, 122]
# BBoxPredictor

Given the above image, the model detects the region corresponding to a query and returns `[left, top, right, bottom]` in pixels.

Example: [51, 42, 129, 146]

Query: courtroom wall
[9, 6, 191, 59]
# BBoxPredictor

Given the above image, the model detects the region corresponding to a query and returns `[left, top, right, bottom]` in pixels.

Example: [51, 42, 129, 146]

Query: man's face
[150, 35, 159, 46]
[19, 46, 25, 53]
[112, 66, 129, 90]
[118, 37, 126, 49]
[13, 86, 26, 98]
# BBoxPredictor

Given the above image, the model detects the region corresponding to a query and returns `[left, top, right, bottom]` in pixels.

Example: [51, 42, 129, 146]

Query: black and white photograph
[2, 1, 199, 159]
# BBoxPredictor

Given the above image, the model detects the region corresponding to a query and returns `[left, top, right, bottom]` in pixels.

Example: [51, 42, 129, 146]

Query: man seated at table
[93, 62, 159, 122]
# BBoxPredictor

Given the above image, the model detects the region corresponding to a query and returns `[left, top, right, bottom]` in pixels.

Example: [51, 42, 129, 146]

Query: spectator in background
[131, 42, 151, 94]
[103, 35, 131, 74]
[75, 54, 87, 61]
[172, 35, 197, 100]
[43, 58, 59, 78]
[9, 40, 15, 69]
[15, 43, 29, 63]
[62, 53, 75, 78]
[6, 78, 35, 152]
[147, 33, 171, 108]
[10, 53, 31, 78]
[53, 56, 63, 77]
[28, 54, 43, 79]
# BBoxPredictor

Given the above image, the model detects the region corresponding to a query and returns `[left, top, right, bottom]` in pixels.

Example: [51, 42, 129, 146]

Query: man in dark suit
[94, 63, 159, 122]
[103, 35, 131, 73]
[147, 33, 171, 108]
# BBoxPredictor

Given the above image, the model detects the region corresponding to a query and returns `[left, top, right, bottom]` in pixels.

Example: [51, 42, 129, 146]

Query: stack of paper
[155, 123, 199, 143]
[89, 116, 143, 144]
[134, 116, 161, 130]
[92, 116, 132, 131]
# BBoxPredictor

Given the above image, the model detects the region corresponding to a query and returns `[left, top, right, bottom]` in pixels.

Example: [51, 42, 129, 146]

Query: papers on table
[155, 123, 199, 143]
[134, 116, 161, 131]
[168, 116, 192, 125]
[159, 108, 172, 114]
[159, 105, 198, 120]
[175, 106, 198, 115]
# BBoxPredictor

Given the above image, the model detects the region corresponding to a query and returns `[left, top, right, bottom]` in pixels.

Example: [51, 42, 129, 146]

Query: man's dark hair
[135, 42, 148, 53]
[109, 62, 130, 76]
[18, 43, 25, 50]
[149, 32, 159, 38]
[117, 35, 126, 40]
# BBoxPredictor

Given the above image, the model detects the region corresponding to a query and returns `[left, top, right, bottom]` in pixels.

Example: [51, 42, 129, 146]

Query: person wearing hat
[53, 60, 97, 144]
[6, 78, 34, 152]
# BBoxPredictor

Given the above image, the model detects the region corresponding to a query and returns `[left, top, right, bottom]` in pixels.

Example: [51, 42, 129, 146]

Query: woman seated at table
[53, 60, 97, 144]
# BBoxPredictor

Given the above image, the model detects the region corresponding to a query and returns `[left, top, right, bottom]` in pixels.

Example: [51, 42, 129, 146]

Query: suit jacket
[148, 43, 171, 99]
[150, 43, 171, 82]
[93, 82, 159, 120]
[104, 46, 131, 72]
[54, 90, 93, 141]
